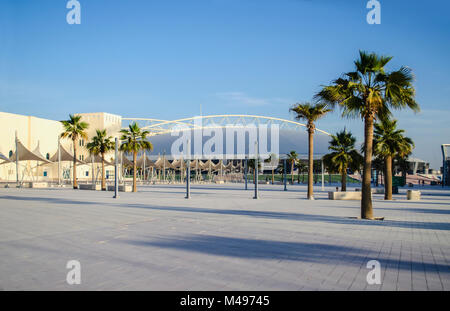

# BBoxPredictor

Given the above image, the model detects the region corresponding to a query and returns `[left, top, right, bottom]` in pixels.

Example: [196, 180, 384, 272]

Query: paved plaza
[0, 183, 449, 290]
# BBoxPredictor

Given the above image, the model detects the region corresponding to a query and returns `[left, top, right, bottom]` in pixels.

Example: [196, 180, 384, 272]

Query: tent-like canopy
[121, 153, 134, 167]
[170, 158, 185, 169]
[155, 157, 173, 169]
[136, 154, 155, 168]
[49, 145, 85, 164]
[86, 154, 114, 166]
[0, 151, 11, 163]
[202, 159, 214, 170]
[8, 139, 52, 164]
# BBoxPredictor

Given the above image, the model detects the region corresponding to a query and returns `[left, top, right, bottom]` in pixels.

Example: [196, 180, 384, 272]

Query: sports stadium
[0, 111, 333, 187]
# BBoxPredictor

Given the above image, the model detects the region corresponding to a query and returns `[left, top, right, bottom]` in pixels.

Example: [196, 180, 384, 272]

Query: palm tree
[373, 118, 414, 200]
[287, 151, 298, 184]
[248, 158, 262, 184]
[371, 156, 385, 187]
[394, 154, 411, 186]
[60, 114, 89, 189]
[296, 159, 307, 184]
[315, 51, 419, 219]
[86, 129, 115, 191]
[290, 102, 332, 199]
[322, 129, 362, 192]
[119, 122, 153, 192]
[266, 153, 278, 184]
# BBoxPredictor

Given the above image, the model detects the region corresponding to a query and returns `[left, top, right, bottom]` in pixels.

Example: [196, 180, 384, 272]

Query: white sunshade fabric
[121, 153, 134, 167]
[154, 157, 173, 169]
[0, 151, 11, 163]
[86, 154, 114, 166]
[49, 145, 85, 164]
[8, 139, 52, 164]
[136, 154, 155, 168]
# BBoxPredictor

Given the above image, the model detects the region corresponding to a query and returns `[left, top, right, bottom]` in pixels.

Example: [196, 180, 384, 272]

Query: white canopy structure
[9, 139, 52, 164]
[121, 153, 134, 167]
[86, 154, 114, 166]
[136, 154, 155, 168]
[155, 157, 172, 169]
[0, 151, 11, 163]
[49, 145, 85, 164]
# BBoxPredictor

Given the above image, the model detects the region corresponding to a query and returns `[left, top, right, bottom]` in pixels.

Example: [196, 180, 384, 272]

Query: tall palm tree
[315, 51, 419, 219]
[86, 129, 115, 191]
[290, 102, 332, 199]
[322, 129, 362, 192]
[60, 114, 89, 189]
[119, 122, 153, 192]
[287, 151, 298, 184]
[373, 118, 414, 200]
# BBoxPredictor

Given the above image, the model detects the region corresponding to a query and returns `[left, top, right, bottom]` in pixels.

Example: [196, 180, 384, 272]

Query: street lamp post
[185, 139, 190, 199]
[253, 141, 259, 199]
[113, 137, 119, 199]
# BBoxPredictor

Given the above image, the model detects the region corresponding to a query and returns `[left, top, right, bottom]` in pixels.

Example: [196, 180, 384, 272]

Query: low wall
[107, 184, 132, 192]
[79, 184, 101, 191]
[328, 191, 362, 200]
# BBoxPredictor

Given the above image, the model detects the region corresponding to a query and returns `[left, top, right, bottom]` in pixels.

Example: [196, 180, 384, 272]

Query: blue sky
[1, 0, 449, 168]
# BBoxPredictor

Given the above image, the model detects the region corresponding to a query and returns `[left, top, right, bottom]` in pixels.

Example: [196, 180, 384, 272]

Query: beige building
[0, 111, 122, 184]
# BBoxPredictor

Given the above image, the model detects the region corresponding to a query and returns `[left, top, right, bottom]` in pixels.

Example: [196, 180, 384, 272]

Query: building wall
[0, 111, 122, 183]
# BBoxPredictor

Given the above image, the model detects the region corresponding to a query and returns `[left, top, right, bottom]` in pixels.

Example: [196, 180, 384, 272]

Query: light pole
[253, 141, 259, 199]
[113, 137, 119, 199]
[15, 131, 19, 187]
[185, 139, 190, 199]
[244, 157, 248, 190]
[57, 135, 61, 186]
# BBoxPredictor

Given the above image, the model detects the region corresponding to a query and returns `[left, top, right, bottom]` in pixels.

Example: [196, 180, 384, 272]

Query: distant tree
[120, 122, 153, 192]
[60, 114, 89, 189]
[290, 102, 332, 199]
[322, 129, 362, 191]
[373, 118, 414, 200]
[86, 129, 115, 191]
[287, 151, 298, 184]
[296, 159, 307, 184]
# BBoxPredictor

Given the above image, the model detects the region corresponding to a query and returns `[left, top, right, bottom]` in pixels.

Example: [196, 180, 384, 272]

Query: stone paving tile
[0, 184, 449, 290]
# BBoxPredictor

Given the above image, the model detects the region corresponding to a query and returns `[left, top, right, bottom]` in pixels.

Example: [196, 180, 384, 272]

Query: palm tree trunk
[73, 139, 78, 189]
[291, 161, 294, 184]
[271, 169, 274, 184]
[101, 153, 106, 191]
[341, 167, 347, 192]
[385, 155, 393, 200]
[361, 115, 374, 219]
[307, 127, 314, 200]
[133, 151, 137, 192]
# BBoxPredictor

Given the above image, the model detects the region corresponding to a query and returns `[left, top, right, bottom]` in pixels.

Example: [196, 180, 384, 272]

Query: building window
[46, 153, 50, 160]
[43, 171, 48, 177]
[9, 150, 13, 157]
